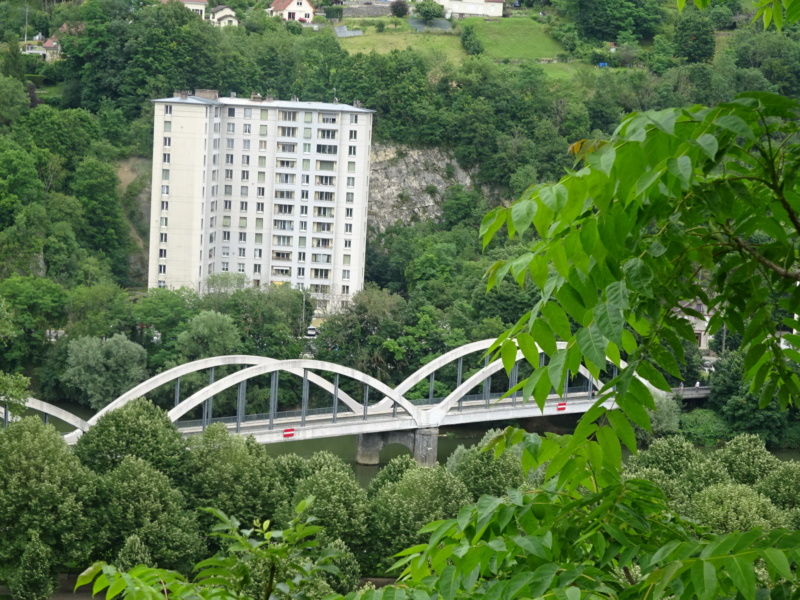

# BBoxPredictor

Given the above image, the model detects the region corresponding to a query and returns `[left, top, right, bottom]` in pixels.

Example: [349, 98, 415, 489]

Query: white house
[161, 0, 208, 19]
[436, 0, 503, 18]
[209, 5, 239, 26]
[269, 0, 316, 22]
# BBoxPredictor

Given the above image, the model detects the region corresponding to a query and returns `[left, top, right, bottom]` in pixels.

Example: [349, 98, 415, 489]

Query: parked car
[306, 326, 318, 338]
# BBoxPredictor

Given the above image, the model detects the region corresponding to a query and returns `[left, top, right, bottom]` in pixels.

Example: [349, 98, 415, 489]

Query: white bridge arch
[10, 339, 661, 452]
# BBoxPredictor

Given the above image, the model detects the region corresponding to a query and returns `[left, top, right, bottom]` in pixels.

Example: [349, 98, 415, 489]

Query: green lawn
[339, 29, 466, 62]
[460, 17, 563, 60]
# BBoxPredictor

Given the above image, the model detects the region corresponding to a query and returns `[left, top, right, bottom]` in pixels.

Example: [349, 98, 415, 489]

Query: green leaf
[480, 207, 507, 249]
[599, 145, 616, 175]
[607, 409, 637, 453]
[605, 281, 630, 310]
[577, 325, 607, 369]
[715, 114, 756, 141]
[761, 548, 793, 581]
[438, 565, 459, 600]
[622, 258, 653, 295]
[694, 133, 719, 160]
[724, 555, 756, 600]
[501, 339, 518, 376]
[636, 361, 673, 392]
[541, 302, 572, 340]
[692, 559, 718, 600]
[594, 302, 623, 346]
[512, 535, 549, 559]
[531, 319, 557, 357]
[616, 392, 652, 430]
[596, 426, 622, 470]
[75, 563, 104, 592]
[548, 349, 568, 393]
[528, 564, 560, 597]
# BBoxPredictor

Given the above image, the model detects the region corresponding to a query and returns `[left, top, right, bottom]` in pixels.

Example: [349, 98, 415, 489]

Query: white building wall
[149, 92, 374, 314]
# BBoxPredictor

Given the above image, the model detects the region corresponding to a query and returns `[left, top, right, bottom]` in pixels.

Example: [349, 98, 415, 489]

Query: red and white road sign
[557, 402, 567, 411]
[283, 428, 295, 438]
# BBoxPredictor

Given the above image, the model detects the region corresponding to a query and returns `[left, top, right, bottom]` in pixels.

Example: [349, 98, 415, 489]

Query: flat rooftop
[153, 91, 375, 113]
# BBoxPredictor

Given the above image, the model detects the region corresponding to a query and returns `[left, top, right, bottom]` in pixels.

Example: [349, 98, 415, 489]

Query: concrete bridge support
[356, 427, 439, 467]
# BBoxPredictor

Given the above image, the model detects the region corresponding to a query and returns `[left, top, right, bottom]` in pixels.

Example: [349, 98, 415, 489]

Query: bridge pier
[355, 427, 439, 467]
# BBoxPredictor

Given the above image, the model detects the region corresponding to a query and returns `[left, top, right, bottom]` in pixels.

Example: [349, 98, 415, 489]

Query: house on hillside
[161, 0, 208, 19]
[209, 5, 239, 25]
[43, 36, 61, 61]
[435, 0, 502, 18]
[268, 0, 316, 21]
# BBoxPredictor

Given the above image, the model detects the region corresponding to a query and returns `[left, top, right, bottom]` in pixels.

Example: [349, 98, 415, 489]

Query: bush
[416, 0, 444, 23]
[679, 408, 730, 446]
[324, 6, 343, 19]
[716, 434, 780, 485]
[460, 24, 484, 55]
[626, 435, 699, 477]
[691, 483, 786, 533]
[446, 438, 524, 500]
[367, 454, 417, 498]
[7, 531, 55, 600]
[391, 0, 409, 17]
[755, 461, 800, 510]
[376, 21, 386, 31]
[285, 20, 303, 34]
[635, 393, 681, 446]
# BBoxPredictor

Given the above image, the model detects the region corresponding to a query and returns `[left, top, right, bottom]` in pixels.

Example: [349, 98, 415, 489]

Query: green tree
[115, 535, 154, 572]
[415, 0, 444, 23]
[691, 483, 786, 533]
[716, 433, 780, 485]
[62, 334, 149, 410]
[183, 423, 289, 531]
[366, 454, 418, 498]
[0, 418, 96, 584]
[95, 456, 204, 571]
[176, 310, 242, 360]
[0, 74, 28, 126]
[756, 461, 800, 510]
[674, 12, 716, 63]
[365, 466, 471, 574]
[390, 0, 409, 17]
[66, 282, 133, 338]
[446, 429, 524, 500]
[74, 397, 188, 479]
[7, 531, 56, 600]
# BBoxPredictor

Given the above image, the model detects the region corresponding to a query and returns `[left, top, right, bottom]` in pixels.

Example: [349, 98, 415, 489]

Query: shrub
[416, 0, 444, 23]
[391, 0, 409, 17]
[376, 21, 386, 31]
[716, 434, 780, 485]
[446, 439, 524, 501]
[7, 531, 55, 600]
[755, 461, 800, 510]
[460, 24, 484, 55]
[324, 6, 343, 19]
[626, 435, 699, 477]
[367, 454, 417, 498]
[679, 408, 730, 446]
[691, 483, 786, 533]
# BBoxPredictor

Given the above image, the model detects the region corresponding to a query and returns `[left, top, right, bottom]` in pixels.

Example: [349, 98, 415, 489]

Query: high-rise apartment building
[148, 89, 374, 314]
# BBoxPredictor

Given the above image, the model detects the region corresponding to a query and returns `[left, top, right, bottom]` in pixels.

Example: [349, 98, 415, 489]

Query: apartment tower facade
[148, 89, 374, 314]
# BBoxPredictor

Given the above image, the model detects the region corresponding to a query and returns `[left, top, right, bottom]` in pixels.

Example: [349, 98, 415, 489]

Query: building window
[239, 247, 246, 257]
[320, 113, 337, 124]
[223, 231, 231, 241]
[159, 248, 167, 258]
[255, 233, 263, 244]
[239, 217, 247, 228]
[317, 144, 337, 154]
[256, 217, 264, 229]
[225, 169, 233, 180]
[238, 263, 246, 273]
[165, 105, 172, 115]
[159, 264, 167, 274]
[241, 170, 249, 180]
[349, 145, 357, 156]
[261, 109, 269, 120]
[160, 217, 168, 227]
[348, 161, 356, 172]
[161, 201, 169, 210]
[240, 186, 249, 196]
[227, 123, 235, 134]
[318, 129, 337, 139]
[163, 153, 170, 163]
[222, 262, 229, 272]
[302, 159, 310, 170]
[254, 264, 262, 274]
[342, 285, 349, 294]
[257, 187, 265, 197]
[244, 108, 252, 119]
[164, 121, 172, 132]
[350, 114, 358, 124]
[256, 202, 264, 212]
[277, 159, 295, 168]
[161, 185, 169, 195]
[304, 128, 312, 139]
[280, 110, 298, 121]
[224, 185, 233, 195]
[347, 177, 355, 187]
[316, 175, 334, 186]
[278, 126, 297, 137]
[213, 123, 220, 133]
[343, 254, 351, 265]
[163, 137, 171, 147]
[345, 223, 353, 233]
[345, 208, 353, 218]
[240, 201, 248, 211]
[298, 267, 305, 277]
[226, 154, 234, 164]
[222, 246, 229, 256]
[277, 142, 296, 153]
[228, 107, 236, 117]
[277, 173, 295, 184]
[158, 280, 166, 288]
[242, 156, 250, 166]
[243, 140, 250, 150]
[243, 124, 251, 134]
[349, 130, 357, 140]
[300, 190, 308, 200]
[255, 248, 263, 259]
[223, 216, 232, 227]
[343, 269, 351, 280]
[160, 233, 168, 243]
[239, 232, 247, 242]
[346, 192, 354, 203]
[260, 125, 268, 136]
[224, 199, 232, 210]
[300, 221, 307, 231]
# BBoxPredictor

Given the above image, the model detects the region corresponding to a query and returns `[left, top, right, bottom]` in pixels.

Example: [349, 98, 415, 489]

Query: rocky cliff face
[367, 143, 475, 232]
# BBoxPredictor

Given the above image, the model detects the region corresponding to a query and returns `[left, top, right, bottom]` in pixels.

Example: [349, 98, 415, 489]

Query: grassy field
[338, 27, 466, 62]
[460, 17, 563, 60]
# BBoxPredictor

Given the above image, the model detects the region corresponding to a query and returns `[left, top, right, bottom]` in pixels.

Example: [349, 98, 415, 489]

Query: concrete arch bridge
[3, 339, 710, 465]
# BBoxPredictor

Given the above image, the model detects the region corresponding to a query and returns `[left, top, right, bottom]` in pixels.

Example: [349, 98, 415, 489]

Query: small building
[209, 5, 239, 26]
[42, 37, 60, 62]
[161, 0, 208, 19]
[269, 0, 316, 22]
[436, 0, 503, 18]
